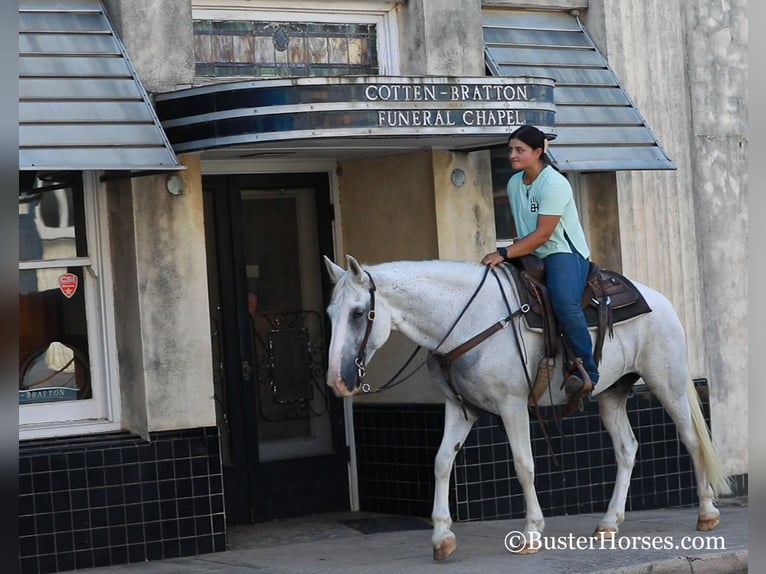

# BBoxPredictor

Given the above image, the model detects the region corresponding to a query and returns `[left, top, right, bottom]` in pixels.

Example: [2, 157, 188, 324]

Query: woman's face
[508, 137, 542, 171]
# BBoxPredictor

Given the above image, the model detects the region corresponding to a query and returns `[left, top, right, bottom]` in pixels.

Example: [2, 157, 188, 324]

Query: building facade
[18, 1, 747, 572]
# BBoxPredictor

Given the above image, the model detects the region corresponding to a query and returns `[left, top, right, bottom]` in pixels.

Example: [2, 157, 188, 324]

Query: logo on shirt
[529, 196, 539, 213]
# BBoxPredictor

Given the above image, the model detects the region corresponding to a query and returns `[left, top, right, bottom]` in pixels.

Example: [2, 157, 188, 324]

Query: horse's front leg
[499, 397, 545, 554]
[432, 399, 477, 561]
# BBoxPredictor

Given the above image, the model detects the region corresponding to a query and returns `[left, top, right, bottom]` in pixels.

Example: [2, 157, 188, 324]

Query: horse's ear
[346, 255, 366, 283]
[323, 255, 346, 284]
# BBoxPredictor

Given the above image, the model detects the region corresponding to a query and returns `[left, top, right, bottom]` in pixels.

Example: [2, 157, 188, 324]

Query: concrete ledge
[592, 550, 747, 574]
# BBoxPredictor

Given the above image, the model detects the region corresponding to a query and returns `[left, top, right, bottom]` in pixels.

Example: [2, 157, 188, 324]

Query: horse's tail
[686, 378, 732, 497]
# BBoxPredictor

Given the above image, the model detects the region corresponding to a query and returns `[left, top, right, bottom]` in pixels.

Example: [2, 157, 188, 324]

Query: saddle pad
[503, 262, 652, 331]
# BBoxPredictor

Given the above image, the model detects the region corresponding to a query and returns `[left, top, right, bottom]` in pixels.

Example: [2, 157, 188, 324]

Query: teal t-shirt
[507, 165, 591, 260]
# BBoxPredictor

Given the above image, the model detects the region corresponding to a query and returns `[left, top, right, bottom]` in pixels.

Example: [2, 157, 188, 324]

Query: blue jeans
[543, 252, 599, 384]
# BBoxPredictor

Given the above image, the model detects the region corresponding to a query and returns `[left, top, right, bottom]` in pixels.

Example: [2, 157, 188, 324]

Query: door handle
[242, 360, 252, 382]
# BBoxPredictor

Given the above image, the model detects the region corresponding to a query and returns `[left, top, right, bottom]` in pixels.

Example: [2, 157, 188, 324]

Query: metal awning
[19, 0, 181, 171]
[484, 10, 675, 171]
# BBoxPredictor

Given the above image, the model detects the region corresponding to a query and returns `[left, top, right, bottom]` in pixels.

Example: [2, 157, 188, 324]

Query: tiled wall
[354, 383, 747, 522]
[19, 427, 225, 574]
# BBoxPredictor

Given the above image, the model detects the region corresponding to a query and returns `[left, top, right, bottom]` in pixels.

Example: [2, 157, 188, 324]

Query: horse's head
[324, 255, 393, 397]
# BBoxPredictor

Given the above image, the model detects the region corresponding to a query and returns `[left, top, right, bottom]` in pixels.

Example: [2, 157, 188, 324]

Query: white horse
[323, 255, 731, 560]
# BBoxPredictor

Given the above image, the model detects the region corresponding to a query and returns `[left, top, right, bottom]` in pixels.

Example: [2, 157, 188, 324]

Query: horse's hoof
[433, 536, 457, 561]
[697, 513, 720, 531]
[593, 525, 618, 539]
[513, 542, 541, 555]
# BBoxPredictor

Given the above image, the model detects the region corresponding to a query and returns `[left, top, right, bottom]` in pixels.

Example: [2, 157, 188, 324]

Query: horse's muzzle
[332, 377, 359, 397]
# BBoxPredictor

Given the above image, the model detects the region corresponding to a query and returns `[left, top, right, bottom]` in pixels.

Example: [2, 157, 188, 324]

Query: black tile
[86, 467, 105, 488]
[161, 519, 179, 539]
[109, 526, 127, 546]
[155, 441, 173, 461]
[107, 506, 126, 526]
[104, 466, 123, 487]
[93, 548, 111, 567]
[72, 508, 90, 530]
[53, 512, 73, 532]
[139, 462, 158, 482]
[91, 527, 109, 549]
[125, 483, 142, 505]
[103, 448, 122, 467]
[160, 500, 178, 519]
[90, 507, 108, 528]
[74, 550, 94, 570]
[55, 532, 74, 553]
[19, 474, 33, 496]
[158, 480, 176, 500]
[181, 498, 204, 522]
[110, 545, 127, 564]
[38, 555, 57, 574]
[179, 517, 196, 538]
[106, 485, 125, 506]
[197, 536, 214, 555]
[179, 538, 197, 557]
[121, 447, 139, 464]
[177, 479, 193, 498]
[34, 494, 53, 514]
[31, 456, 50, 473]
[32, 473, 52, 493]
[123, 463, 140, 483]
[195, 516, 212, 536]
[162, 540, 180, 559]
[144, 521, 162, 542]
[56, 552, 75, 572]
[213, 533, 226, 552]
[86, 450, 104, 468]
[143, 501, 161, 522]
[19, 535, 37, 557]
[52, 490, 71, 512]
[141, 481, 159, 502]
[74, 530, 92, 551]
[20, 514, 36, 537]
[67, 452, 86, 469]
[146, 541, 164, 560]
[69, 469, 87, 489]
[125, 503, 143, 523]
[127, 523, 144, 544]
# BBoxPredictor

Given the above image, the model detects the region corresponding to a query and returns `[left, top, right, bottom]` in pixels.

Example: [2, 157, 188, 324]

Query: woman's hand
[481, 251, 505, 268]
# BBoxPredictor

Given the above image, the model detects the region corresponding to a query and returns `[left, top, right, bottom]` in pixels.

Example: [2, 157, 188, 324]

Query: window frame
[191, 0, 401, 75]
[19, 171, 121, 440]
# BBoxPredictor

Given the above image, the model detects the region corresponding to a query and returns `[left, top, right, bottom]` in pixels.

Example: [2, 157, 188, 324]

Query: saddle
[503, 255, 652, 403]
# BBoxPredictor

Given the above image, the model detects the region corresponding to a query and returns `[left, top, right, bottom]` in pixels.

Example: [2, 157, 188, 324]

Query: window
[191, 0, 400, 80]
[19, 171, 119, 438]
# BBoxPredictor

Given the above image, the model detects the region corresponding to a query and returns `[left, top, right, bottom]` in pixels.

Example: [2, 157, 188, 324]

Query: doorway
[203, 172, 349, 523]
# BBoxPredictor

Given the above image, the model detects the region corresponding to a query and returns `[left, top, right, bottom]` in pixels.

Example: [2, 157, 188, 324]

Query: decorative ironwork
[251, 310, 329, 422]
[272, 25, 289, 51]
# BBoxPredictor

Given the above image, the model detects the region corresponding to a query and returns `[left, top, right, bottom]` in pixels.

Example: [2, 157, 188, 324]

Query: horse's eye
[352, 308, 365, 319]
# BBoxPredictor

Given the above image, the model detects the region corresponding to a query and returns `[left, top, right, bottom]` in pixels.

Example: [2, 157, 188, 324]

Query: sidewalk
[80, 496, 748, 574]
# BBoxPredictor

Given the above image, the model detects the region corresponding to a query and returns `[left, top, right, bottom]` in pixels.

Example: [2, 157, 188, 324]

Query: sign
[157, 76, 556, 153]
[59, 273, 78, 298]
[19, 387, 79, 404]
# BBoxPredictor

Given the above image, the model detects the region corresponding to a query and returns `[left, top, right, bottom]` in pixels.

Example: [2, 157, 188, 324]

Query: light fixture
[166, 174, 185, 195]
[451, 168, 466, 188]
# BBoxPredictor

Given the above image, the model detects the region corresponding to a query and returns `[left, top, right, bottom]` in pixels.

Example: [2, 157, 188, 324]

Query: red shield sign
[58, 273, 79, 299]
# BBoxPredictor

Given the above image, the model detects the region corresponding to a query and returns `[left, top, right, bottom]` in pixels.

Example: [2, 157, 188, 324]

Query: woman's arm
[481, 214, 560, 267]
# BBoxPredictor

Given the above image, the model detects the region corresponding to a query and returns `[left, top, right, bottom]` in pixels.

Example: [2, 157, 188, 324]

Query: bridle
[353, 269, 377, 387]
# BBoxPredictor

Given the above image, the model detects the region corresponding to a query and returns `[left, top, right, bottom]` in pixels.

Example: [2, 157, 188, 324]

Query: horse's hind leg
[595, 386, 638, 538]
[643, 369, 723, 531]
[431, 399, 477, 561]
